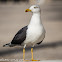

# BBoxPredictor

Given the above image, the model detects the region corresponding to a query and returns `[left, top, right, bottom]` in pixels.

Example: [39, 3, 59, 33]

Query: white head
[25, 5, 41, 13]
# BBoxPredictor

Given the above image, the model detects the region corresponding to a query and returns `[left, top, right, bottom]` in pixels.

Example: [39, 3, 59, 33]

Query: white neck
[28, 12, 42, 27]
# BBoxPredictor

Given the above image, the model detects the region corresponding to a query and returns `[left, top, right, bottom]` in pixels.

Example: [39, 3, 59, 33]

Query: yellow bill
[25, 9, 31, 12]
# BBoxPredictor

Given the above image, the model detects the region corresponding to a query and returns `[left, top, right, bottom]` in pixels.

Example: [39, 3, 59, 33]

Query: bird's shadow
[0, 41, 62, 56]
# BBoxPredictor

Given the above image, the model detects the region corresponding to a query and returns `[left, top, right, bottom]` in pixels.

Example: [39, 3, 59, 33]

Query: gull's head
[25, 5, 40, 13]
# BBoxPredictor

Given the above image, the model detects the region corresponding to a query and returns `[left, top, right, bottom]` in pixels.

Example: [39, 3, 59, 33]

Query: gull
[3, 5, 46, 61]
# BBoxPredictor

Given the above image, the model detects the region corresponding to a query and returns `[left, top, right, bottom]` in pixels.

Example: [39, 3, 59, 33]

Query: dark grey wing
[37, 35, 45, 45]
[11, 26, 28, 45]
[37, 41, 43, 45]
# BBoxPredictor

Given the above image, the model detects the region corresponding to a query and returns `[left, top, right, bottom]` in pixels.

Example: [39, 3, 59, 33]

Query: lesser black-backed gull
[3, 5, 46, 61]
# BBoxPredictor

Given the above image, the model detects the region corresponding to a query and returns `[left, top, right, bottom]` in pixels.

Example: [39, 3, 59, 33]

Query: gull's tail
[3, 43, 15, 47]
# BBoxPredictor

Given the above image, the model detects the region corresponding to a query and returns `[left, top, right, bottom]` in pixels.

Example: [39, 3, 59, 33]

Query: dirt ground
[0, 0, 62, 62]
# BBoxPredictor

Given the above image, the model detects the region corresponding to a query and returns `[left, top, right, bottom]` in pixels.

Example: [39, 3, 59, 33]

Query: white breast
[24, 24, 45, 45]
[24, 12, 45, 46]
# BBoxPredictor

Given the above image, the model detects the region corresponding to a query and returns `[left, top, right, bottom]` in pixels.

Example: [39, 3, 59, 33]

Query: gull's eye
[34, 7, 38, 8]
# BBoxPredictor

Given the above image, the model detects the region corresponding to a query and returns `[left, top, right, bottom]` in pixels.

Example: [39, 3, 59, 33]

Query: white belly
[24, 26, 45, 45]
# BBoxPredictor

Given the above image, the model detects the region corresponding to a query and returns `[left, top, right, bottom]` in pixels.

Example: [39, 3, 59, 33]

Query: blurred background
[0, 0, 62, 61]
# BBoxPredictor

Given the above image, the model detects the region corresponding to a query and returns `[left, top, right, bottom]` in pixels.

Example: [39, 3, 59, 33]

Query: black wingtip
[3, 43, 10, 47]
[3, 45, 6, 47]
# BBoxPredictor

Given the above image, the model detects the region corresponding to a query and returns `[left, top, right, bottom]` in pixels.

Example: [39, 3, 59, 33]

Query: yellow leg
[23, 48, 30, 61]
[23, 48, 40, 61]
[31, 48, 33, 60]
[23, 48, 25, 61]
[31, 48, 40, 61]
